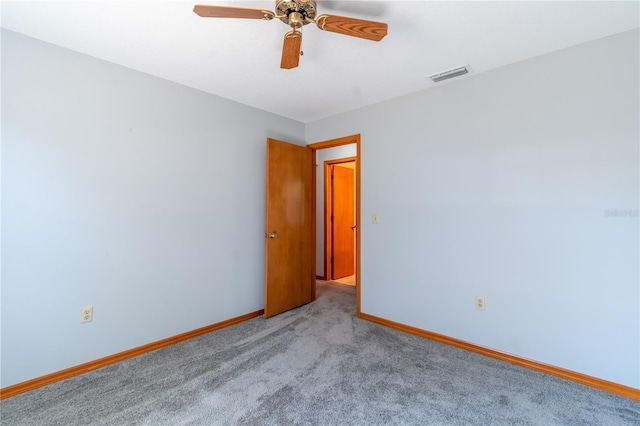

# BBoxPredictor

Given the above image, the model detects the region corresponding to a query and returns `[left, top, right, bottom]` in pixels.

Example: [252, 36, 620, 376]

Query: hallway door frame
[308, 134, 362, 314]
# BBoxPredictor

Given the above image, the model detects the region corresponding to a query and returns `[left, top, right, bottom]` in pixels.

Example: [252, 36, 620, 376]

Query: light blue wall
[306, 29, 640, 388]
[315, 145, 357, 277]
[1, 30, 305, 388]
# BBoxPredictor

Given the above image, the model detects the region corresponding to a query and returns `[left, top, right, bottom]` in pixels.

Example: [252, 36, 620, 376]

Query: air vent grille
[429, 65, 471, 83]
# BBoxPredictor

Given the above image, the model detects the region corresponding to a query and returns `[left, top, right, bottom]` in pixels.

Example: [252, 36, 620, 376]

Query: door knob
[268, 232, 278, 239]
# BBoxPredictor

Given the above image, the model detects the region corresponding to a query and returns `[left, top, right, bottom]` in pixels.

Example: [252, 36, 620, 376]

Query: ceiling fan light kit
[194, 0, 388, 69]
[276, 0, 317, 26]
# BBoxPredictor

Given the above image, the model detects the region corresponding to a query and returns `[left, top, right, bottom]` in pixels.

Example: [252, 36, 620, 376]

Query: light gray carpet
[1, 282, 638, 425]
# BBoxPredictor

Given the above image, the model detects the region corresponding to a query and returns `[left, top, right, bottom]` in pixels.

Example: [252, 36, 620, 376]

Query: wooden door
[264, 138, 314, 318]
[331, 165, 355, 279]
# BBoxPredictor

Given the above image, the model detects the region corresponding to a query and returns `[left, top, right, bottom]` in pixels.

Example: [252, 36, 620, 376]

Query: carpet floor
[1, 281, 638, 425]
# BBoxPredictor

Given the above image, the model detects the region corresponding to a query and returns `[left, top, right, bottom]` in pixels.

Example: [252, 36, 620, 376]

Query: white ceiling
[2, 1, 639, 123]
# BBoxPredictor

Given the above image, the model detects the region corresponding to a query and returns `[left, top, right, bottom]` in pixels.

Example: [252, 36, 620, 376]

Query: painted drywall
[1, 30, 305, 388]
[314, 145, 357, 277]
[307, 29, 640, 388]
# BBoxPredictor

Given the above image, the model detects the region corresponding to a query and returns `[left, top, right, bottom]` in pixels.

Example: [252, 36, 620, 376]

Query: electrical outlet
[475, 296, 485, 311]
[372, 213, 379, 224]
[81, 306, 93, 323]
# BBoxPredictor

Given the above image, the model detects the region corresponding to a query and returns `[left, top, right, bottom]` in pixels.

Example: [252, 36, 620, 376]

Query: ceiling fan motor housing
[276, 0, 317, 28]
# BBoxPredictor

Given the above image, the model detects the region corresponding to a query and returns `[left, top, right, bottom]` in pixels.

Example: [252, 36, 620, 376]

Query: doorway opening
[308, 135, 361, 314]
[324, 158, 356, 284]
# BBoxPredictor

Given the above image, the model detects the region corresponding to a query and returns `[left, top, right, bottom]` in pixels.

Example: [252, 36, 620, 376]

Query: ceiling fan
[193, 0, 388, 69]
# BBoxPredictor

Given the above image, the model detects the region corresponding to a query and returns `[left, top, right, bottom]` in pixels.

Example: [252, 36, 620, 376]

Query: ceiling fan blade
[193, 5, 274, 20]
[315, 14, 387, 41]
[281, 31, 302, 69]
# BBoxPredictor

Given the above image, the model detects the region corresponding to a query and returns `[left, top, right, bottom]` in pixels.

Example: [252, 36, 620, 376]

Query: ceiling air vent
[429, 65, 471, 83]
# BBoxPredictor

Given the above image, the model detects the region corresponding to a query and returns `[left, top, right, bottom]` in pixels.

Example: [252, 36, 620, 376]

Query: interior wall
[306, 29, 640, 388]
[314, 145, 357, 277]
[1, 30, 306, 388]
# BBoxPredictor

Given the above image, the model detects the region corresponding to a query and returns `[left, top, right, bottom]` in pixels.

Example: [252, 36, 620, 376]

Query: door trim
[308, 135, 361, 315]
